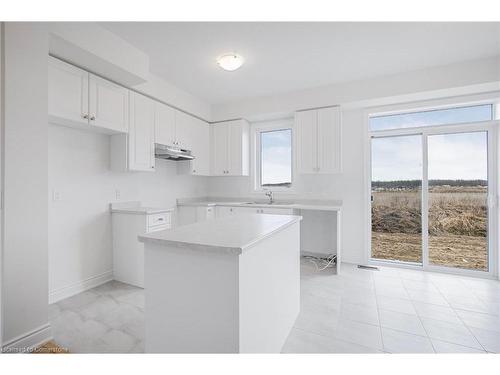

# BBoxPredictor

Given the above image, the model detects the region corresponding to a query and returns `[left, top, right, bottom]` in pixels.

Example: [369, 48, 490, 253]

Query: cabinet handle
[82, 114, 89, 119]
[193, 169, 196, 173]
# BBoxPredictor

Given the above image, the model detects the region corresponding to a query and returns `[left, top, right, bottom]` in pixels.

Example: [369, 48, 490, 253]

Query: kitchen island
[138, 213, 302, 353]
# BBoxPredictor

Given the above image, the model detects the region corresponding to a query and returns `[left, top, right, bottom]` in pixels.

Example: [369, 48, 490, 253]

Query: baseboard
[2, 324, 52, 353]
[49, 270, 113, 304]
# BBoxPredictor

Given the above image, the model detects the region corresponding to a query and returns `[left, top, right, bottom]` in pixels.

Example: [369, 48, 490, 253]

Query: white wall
[48, 124, 208, 301]
[0, 21, 3, 347]
[2, 23, 50, 348]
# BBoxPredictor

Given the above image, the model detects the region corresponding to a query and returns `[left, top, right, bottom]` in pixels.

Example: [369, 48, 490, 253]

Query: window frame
[252, 119, 294, 193]
[363, 96, 500, 279]
[369, 103, 494, 132]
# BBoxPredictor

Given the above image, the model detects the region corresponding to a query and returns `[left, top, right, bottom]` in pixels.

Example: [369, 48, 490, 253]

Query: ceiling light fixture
[217, 53, 244, 71]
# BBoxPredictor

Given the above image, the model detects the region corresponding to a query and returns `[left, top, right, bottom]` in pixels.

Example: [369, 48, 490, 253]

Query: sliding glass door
[370, 126, 493, 274]
[371, 135, 423, 264]
[427, 131, 489, 271]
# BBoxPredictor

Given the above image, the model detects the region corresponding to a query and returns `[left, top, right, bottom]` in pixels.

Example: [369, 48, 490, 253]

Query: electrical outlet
[52, 190, 61, 202]
[115, 189, 121, 200]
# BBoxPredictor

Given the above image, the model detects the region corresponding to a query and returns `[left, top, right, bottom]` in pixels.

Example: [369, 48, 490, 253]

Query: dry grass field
[371, 185, 488, 270]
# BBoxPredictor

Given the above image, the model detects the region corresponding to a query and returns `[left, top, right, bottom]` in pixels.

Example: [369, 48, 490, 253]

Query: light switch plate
[115, 189, 121, 200]
[52, 190, 61, 202]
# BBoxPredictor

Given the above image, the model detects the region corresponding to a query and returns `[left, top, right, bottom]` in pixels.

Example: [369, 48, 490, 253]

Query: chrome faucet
[265, 190, 274, 204]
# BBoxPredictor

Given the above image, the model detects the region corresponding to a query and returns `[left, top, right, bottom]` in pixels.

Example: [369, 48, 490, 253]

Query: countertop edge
[138, 215, 302, 255]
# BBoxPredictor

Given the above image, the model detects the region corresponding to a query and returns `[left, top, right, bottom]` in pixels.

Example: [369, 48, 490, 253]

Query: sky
[372, 132, 488, 182]
[370, 104, 492, 131]
[261, 129, 292, 185]
[371, 105, 491, 182]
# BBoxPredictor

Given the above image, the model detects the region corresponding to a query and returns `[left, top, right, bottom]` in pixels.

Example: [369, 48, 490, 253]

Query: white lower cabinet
[112, 210, 172, 288]
[177, 205, 215, 226]
[216, 206, 294, 216]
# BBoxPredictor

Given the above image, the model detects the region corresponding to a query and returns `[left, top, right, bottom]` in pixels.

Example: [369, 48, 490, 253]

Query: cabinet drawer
[147, 213, 171, 227]
[147, 224, 169, 233]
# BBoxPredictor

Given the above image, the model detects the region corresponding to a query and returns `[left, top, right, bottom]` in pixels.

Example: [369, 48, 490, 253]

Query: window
[370, 104, 493, 131]
[255, 125, 293, 190]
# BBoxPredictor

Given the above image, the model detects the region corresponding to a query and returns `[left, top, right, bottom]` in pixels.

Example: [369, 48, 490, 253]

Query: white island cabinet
[138, 214, 302, 353]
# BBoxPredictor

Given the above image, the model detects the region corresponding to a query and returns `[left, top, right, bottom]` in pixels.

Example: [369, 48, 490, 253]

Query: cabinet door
[88, 74, 129, 133]
[48, 57, 89, 126]
[216, 206, 238, 218]
[227, 121, 243, 176]
[155, 102, 176, 147]
[190, 118, 210, 175]
[175, 110, 194, 150]
[211, 123, 228, 175]
[295, 110, 318, 174]
[128, 92, 155, 171]
[317, 107, 342, 174]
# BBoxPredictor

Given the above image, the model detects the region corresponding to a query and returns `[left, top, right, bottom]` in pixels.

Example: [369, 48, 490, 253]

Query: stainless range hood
[155, 143, 195, 161]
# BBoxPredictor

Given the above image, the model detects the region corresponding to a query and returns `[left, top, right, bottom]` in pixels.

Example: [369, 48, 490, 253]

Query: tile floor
[50, 261, 500, 353]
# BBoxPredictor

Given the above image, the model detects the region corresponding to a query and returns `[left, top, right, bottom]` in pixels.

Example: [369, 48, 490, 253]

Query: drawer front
[206, 206, 215, 220]
[261, 208, 294, 215]
[147, 213, 171, 227]
[147, 224, 169, 233]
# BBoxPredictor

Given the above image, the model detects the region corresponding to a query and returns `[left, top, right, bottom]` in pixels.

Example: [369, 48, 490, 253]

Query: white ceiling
[101, 22, 500, 104]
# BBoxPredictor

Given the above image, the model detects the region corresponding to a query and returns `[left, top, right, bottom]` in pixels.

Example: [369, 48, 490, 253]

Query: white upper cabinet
[210, 119, 249, 176]
[154, 102, 176, 147]
[295, 106, 342, 174]
[211, 122, 229, 176]
[88, 74, 129, 133]
[317, 107, 342, 174]
[175, 110, 195, 151]
[49, 57, 128, 134]
[127, 92, 156, 171]
[48, 57, 89, 127]
[190, 117, 210, 176]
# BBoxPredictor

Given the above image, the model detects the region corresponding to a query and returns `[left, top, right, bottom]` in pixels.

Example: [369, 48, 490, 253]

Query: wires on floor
[302, 253, 337, 271]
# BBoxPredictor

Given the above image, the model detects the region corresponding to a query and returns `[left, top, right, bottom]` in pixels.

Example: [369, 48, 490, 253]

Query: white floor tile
[431, 339, 486, 353]
[406, 289, 449, 306]
[381, 328, 434, 353]
[413, 301, 462, 324]
[294, 295, 340, 338]
[376, 295, 416, 315]
[420, 317, 483, 350]
[468, 327, 500, 353]
[339, 302, 379, 325]
[57, 290, 99, 311]
[282, 328, 382, 353]
[379, 309, 427, 336]
[402, 279, 438, 293]
[79, 295, 121, 320]
[333, 318, 383, 351]
[455, 309, 500, 333]
[93, 329, 137, 353]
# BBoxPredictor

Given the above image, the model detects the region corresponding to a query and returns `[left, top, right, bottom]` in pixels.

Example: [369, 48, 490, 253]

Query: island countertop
[138, 214, 302, 255]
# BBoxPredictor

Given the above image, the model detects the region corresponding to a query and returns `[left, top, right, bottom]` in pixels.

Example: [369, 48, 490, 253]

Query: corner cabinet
[49, 56, 128, 134]
[295, 106, 342, 174]
[210, 119, 250, 176]
[111, 91, 156, 172]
